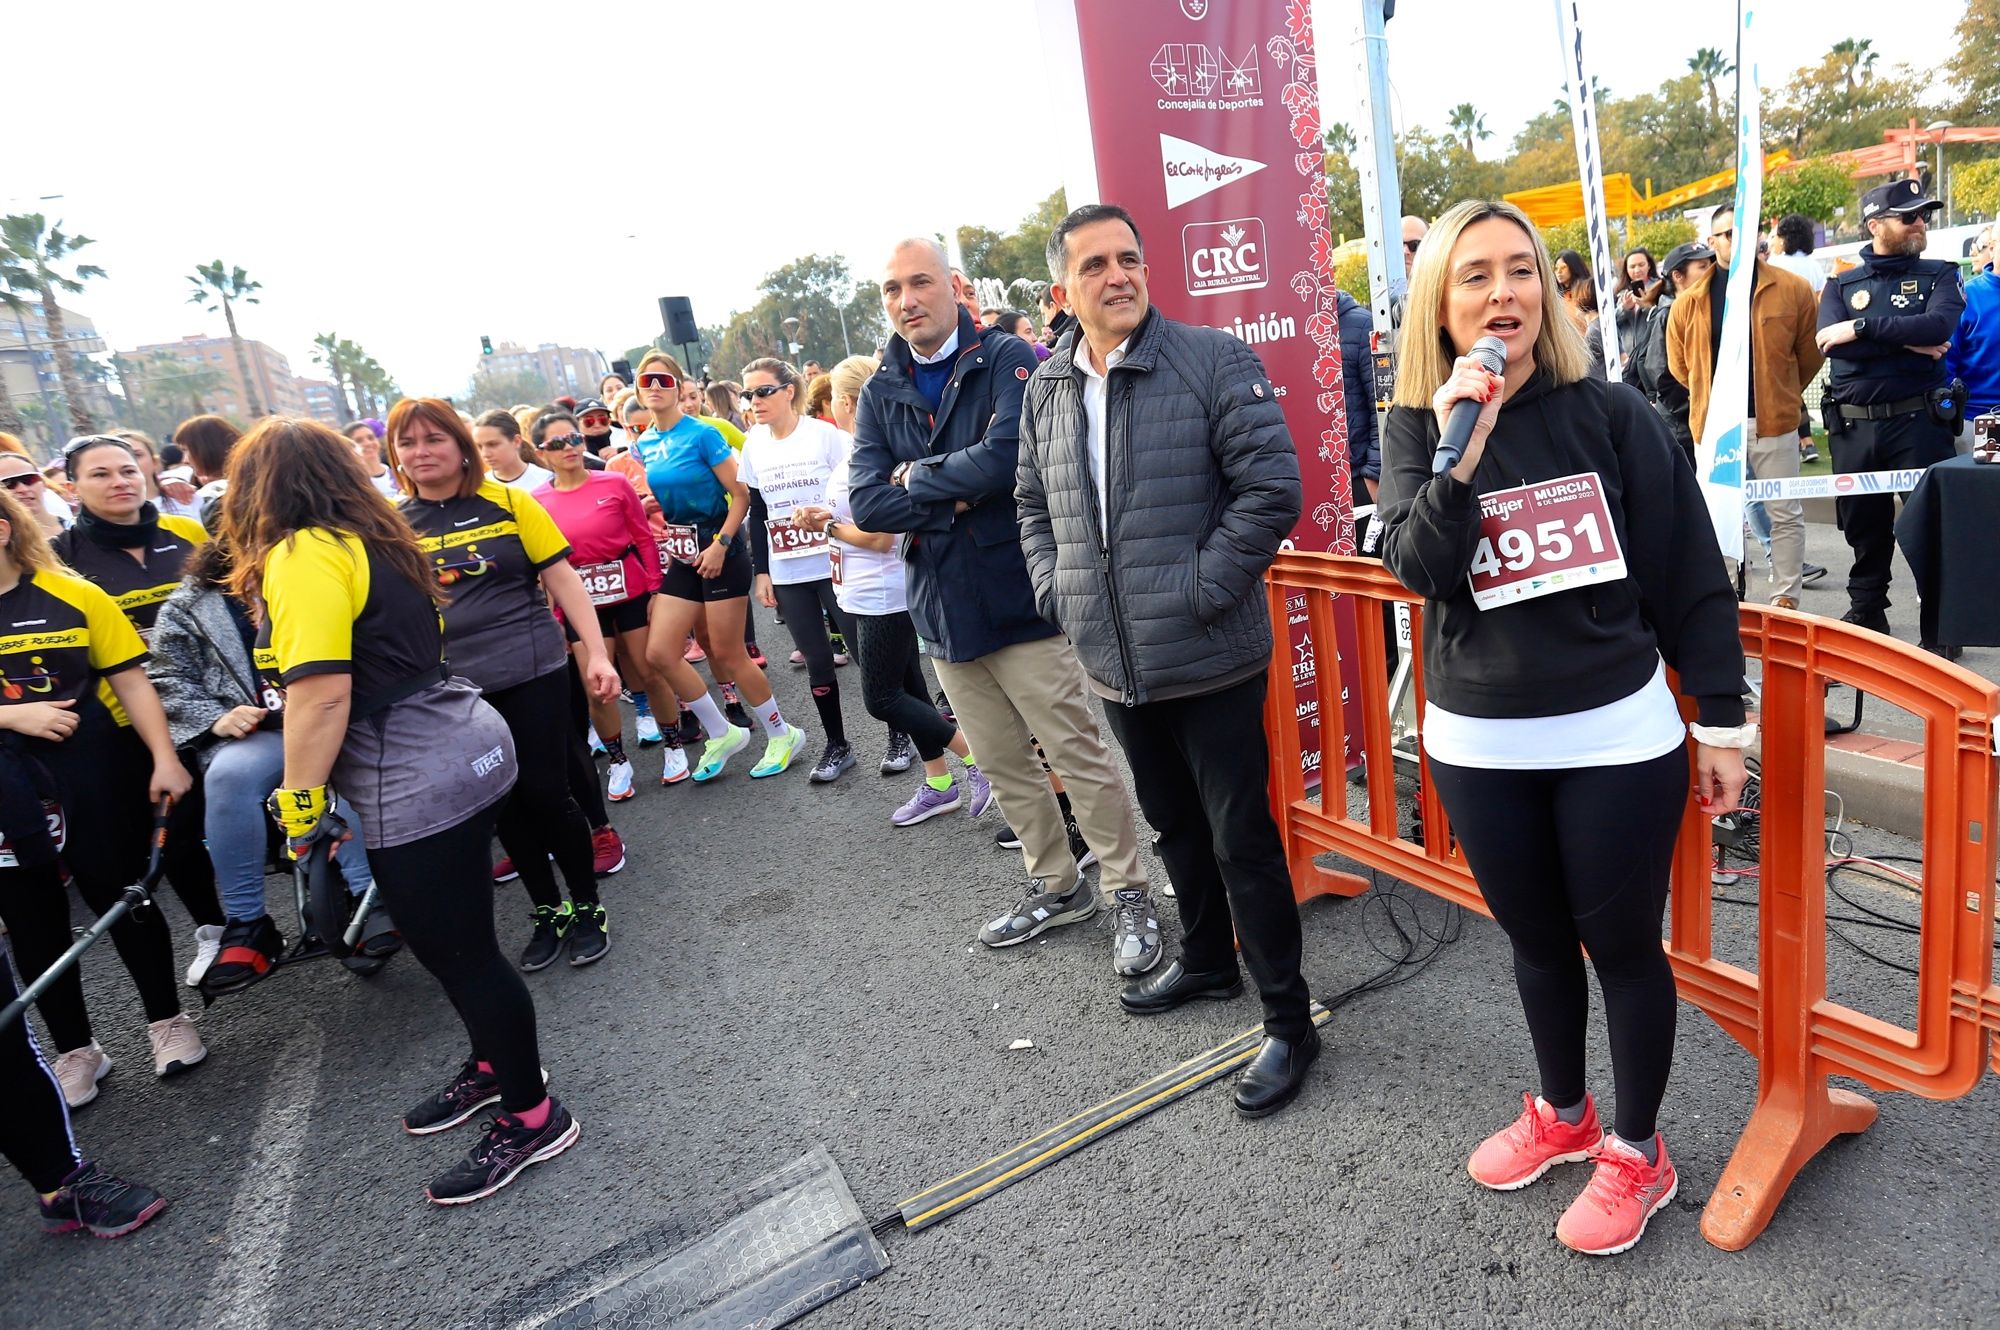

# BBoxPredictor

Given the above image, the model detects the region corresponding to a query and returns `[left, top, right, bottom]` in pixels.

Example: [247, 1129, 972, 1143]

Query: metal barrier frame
[1262, 551, 2000, 1250]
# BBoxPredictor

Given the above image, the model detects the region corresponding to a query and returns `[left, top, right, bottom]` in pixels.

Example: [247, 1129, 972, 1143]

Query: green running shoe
[750, 724, 807, 778]
[691, 725, 750, 782]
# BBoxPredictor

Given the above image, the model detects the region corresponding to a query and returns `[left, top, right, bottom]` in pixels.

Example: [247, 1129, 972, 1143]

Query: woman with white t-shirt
[472, 410, 556, 491]
[792, 357, 992, 826]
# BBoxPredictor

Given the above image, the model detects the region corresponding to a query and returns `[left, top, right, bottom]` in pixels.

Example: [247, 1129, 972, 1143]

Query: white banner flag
[1553, 0, 1621, 382]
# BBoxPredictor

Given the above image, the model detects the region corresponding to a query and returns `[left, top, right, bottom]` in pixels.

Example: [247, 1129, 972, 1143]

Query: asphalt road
[4, 632, 1995, 1330]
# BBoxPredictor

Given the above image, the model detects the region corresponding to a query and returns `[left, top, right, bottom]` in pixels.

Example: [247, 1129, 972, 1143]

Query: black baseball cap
[573, 397, 611, 419]
[1661, 241, 1715, 276]
[1860, 178, 1942, 221]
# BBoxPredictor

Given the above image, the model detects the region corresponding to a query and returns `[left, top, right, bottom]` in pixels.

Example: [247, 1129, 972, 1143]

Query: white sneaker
[147, 1014, 207, 1077]
[184, 923, 224, 988]
[588, 726, 607, 758]
[660, 744, 690, 785]
[53, 1042, 112, 1108]
[606, 757, 636, 802]
[635, 713, 664, 747]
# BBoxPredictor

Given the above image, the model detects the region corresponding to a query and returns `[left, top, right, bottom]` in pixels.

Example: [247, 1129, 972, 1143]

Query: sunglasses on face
[638, 372, 677, 390]
[539, 436, 585, 451]
[1403, 239, 1422, 253]
[1712, 229, 1733, 241]
[743, 384, 788, 401]
[578, 413, 611, 427]
[0, 473, 42, 490]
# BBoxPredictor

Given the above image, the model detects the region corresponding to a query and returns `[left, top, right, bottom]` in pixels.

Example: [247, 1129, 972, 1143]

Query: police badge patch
[1850, 289, 1871, 310]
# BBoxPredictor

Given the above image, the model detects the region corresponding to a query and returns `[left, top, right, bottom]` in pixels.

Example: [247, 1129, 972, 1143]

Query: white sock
[684, 694, 729, 737]
[756, 698, 788, 738]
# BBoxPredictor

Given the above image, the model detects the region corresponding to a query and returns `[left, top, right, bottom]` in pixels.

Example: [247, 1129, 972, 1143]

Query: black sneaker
[996, 823, 1023, 850]
[519, 903, 572, 972]
[1840, 605, 1890, 636]
[39, 1161, 168, 1238]
[426, 1100, 581, 1206]
[880, 731, 915, 774]
[199, 915, 283, 998]
[1066, 819, 1098, 870]
[1802, 562, 1827, 585]
[568, 904, 610, 966]
[724, 698, 753, 730]
[677, 708, 704, 746]
[402, 1059, 500, 1135]
[1800, 443, 1821, 463]
[810, 741, 856, 783]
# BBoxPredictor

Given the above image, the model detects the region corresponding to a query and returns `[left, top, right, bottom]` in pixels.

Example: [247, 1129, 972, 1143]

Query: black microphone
[1432, 335, 1508, 476]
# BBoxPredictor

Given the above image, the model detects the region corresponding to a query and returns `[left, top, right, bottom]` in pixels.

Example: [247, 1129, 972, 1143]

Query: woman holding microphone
[1376, 200, 1747, 1257]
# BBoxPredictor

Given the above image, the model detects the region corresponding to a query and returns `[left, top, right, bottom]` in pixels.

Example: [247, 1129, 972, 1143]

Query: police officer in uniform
[1815, 178, 1966, 636]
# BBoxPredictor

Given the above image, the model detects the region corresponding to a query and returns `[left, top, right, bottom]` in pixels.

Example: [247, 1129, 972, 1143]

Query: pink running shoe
[1556, 1133, 1679, 1256]
[1467, 1092, 1602, 1191]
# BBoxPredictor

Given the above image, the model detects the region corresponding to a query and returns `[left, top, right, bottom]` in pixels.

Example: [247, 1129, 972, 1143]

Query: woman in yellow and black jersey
[223, 416, 578, 1207]
[0, 485, 203, 1109]
[389, 399, 621, 972]
[52, 435, 226, 961]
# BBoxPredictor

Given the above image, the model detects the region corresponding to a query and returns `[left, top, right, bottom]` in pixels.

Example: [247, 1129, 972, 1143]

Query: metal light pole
[782, 315, 805, 367]
[1925, 120, 1954, 225]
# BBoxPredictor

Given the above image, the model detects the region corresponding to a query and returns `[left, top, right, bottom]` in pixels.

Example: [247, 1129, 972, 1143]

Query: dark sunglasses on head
[0, 472, 43, 490]
[743, 383, 789, 401]
[61, 433, 137, 477]
[638, 372, 677, 390]
[538, 436, 585, 451]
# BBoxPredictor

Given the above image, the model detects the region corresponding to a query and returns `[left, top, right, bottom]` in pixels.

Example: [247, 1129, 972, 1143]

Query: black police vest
[1827, 256, 1953, 403]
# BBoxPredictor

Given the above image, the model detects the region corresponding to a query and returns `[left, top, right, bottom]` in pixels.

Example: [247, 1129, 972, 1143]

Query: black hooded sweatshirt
[1376, 370, 1745, 730]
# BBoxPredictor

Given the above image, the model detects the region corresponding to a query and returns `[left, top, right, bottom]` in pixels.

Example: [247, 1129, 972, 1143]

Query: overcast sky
[8, 0, 1947, 396]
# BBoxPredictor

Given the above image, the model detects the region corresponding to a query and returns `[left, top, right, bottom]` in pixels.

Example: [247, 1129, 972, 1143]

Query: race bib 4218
[1467, 471, 1627, 611]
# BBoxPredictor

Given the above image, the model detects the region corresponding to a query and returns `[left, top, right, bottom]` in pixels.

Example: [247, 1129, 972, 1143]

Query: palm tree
[1830, 38, 1877, 97]
[356, 355, 397, 417]
[1447, 103, 1490, 154]
[1688, 47, 1735, 124]
[311, 332, 354, 421]
[336, 338, 370, 418]
[0, 255, 31, 439]
[1324, 122, 1358, 155]
[187, 261, 265, 418]
[1, 214, 107, 435]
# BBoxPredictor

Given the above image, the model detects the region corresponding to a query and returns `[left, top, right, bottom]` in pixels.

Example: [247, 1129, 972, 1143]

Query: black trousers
[1100, 670, 1312, 1041]
[1830, 410, 1955, 612]
[774, 578, 854, 746]
[1425, 746, 1687, 1142]
[1, 944, 83, 1192]
[850, 611, 952, 760]
[369, 809, 546, 1112]
[485, 668, 597, 909]
[562, 658, 609, 830]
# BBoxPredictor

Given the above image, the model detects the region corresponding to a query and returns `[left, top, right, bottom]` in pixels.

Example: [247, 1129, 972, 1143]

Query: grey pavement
[4, 630, 1996, 1330]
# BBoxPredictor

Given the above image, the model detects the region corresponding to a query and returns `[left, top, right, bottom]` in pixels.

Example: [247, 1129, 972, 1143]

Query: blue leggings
[203, 730, 373, 922]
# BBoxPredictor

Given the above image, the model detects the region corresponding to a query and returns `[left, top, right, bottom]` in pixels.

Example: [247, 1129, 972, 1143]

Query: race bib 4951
[1467, 471, 1627, 611]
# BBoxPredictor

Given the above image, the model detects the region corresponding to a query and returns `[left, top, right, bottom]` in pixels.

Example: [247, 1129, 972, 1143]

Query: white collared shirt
[1077, 336, 1130, 542]
[910, 329, 960, 365]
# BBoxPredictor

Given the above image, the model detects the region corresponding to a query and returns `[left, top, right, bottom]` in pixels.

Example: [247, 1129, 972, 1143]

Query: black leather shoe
[1232, 1026, 1322, 1118]
[1119, 960, 1242, 1015]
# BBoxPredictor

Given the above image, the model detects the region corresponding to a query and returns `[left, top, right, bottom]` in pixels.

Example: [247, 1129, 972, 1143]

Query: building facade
[119, 334, 308, 422]
[0, 300, 115, 443]
[477, 342, 605, 399]
[295, 377, 348, 424]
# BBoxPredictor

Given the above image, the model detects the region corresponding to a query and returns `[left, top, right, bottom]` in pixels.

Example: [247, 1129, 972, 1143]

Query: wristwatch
[1852, 317, 1869, 338]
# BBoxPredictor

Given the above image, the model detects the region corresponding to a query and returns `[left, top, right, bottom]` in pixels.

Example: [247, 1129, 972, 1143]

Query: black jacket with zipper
[1016, 307, 1301, 705]
[1376, 370, 1744, 728]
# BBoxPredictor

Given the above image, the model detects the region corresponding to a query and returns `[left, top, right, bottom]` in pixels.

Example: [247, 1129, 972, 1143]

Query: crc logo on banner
[1183, 217, 1266, 295]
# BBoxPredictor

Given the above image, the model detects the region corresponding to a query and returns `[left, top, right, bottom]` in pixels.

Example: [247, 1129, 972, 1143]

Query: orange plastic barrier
[1262, 551, 2000, 1250]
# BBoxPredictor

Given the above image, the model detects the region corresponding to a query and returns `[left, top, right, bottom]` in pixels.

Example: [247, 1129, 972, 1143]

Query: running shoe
[635, 712, 664, 747]
[199, 915, 283, 997]
[692, 724, 751, 782]
[1800, 442, 1820, 463]
[403, 1059, 500, 1135]
[746, 642, 768, 668]
[606, 757, 636, 802]
[1802, 562, 1827, 585]
[660, 742, 690, 785]
[491, 853, 520, 883]
[720, 683, 752, 730]
[53, 1043, 112, 1109]
[1110, 888, 1163, 975]
[591, 824, 626, 876]
[1468, 1092, 1604, 1191]
[568, 904, 610, 966]
[1067, 819, 1098, 870]
[829, 631, 850, 666]
[147, 1014, 206, 1078]
[934, 690, 956, 724]
[979, 874, 1095, 947]
[880, 732, 915, 774]
[962, 763, 996, 819]
[751, 724, 808, 778]
[809, 740, 855, 783]
[588, 726, 607, 759]
[426, 1101, 580, 1206]
[684, 636, 706, 663]
[995, 823, 1023, 850]
[520, 903, 572, 972]
[39, 1162, 168, 1238]
[788, 649, 806, 667]
[183, 924, 223, 988]
[892, 781, 961, 826]
[677, 708, 704, 746]
[1555, 1134, 1679, 1256]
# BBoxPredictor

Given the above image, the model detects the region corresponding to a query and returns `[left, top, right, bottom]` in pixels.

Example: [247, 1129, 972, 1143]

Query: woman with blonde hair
[1375, 198, 1746, 1256]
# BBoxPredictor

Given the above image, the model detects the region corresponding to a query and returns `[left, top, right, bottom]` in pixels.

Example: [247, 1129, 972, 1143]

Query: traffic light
[481, 335, 493, 356]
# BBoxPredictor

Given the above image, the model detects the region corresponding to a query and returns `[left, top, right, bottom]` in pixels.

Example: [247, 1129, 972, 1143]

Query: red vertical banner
[1039, 0, 1361, 782]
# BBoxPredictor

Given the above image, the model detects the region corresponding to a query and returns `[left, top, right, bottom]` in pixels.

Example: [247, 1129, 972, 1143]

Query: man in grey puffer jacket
[1017, 204, 1318, 1117]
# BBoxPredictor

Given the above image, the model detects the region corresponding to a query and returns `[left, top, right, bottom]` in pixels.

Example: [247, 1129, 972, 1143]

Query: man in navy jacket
[851, 238, 1162, 978]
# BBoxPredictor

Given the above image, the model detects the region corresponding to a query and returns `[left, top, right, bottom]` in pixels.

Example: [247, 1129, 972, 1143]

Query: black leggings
[562, 658, 609, 830]
[369, 809, 545, 1112]
[484, 668, 597, 909]
[1426, 746, 1687, 1142]
[773, 578, 854, 746]
[0, 729, 184, 1051]
[850, 611, 952, 761]
[161, 771, 223, 928]
[1, 944, 82, 1192]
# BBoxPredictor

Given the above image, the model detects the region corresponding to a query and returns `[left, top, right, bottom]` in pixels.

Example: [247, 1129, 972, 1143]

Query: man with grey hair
[850, 236, 1165, 978]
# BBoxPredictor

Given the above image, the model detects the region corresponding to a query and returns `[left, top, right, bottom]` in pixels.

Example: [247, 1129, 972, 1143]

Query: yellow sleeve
[703, 414, 747, 451]
[265, 530, 365, 681]
[498, 484, 571, 569]
[79, 578, 148, 675]
[161, 514, 209, 548]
